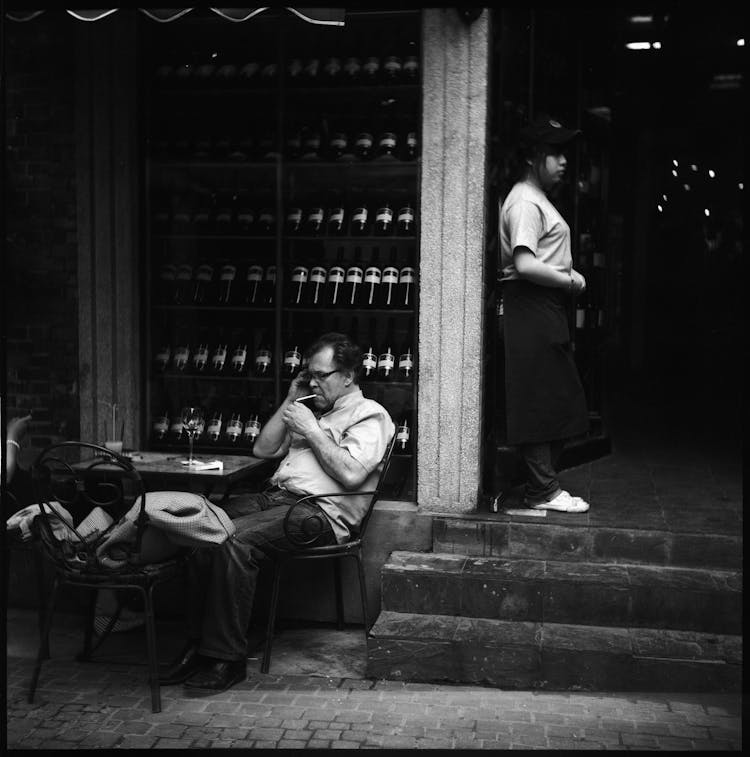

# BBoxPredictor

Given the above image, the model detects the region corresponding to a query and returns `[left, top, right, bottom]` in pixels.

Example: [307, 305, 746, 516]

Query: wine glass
[180, 406, 205, 466]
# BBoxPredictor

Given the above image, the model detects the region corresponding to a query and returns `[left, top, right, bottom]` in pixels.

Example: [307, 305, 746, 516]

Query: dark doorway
[483, 8, 743, 501]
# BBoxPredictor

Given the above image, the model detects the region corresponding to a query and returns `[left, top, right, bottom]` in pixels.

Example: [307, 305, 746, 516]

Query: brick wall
[4, 12, 79, 465]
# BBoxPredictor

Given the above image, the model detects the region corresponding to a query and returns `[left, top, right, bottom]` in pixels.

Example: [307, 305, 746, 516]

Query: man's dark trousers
[186, 488, 336, 661]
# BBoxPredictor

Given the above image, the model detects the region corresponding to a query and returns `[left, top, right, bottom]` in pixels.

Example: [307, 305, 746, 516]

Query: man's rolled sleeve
[338, 411, 392, 475]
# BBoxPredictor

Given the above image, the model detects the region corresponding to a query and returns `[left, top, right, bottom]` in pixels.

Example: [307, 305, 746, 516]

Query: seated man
[160, 332, 395, 691]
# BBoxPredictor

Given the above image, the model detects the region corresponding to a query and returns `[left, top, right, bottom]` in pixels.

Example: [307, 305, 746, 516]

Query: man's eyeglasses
[306, 369, 340, 382]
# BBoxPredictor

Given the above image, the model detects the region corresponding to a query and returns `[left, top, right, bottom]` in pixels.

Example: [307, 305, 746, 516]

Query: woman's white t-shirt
[499, 180, 573, 281]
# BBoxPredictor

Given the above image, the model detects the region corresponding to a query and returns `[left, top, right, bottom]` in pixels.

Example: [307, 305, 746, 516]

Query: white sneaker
[530, 490, 590, 513]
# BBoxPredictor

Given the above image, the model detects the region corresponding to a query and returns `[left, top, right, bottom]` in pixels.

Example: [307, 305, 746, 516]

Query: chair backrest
[31, 441, 147, 572]
[352, 432, 398, 542]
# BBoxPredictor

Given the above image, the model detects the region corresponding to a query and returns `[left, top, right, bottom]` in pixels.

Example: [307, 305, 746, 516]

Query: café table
[76, 450, 271, 499]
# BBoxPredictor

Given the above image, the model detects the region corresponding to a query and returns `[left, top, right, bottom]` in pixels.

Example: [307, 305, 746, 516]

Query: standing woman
[498, 114, 590, 513]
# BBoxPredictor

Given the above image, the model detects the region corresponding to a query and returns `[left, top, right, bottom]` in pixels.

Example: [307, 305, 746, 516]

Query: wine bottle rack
[142, 10, 421, 500]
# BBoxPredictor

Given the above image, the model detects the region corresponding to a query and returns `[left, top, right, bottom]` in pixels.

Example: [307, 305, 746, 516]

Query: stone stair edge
[384, 549, 742, 585]
[369, 610, 743, 664]
[427, 511, 743, 540]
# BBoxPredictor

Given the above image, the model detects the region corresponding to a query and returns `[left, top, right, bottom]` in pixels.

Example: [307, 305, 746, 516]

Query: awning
[6, 8, 346, 25]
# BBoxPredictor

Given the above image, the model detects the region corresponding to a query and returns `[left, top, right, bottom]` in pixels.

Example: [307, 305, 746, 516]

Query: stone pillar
[418, 9, 490, 513]
[75, 13, 141, 448]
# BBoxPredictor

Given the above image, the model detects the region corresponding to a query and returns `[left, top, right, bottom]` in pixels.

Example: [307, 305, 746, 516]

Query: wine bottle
[361, 319, 378, 380]
[152, 411, 169, 442]
[287, 57, 303, 85]
[174, 263, 193, 304]
[230, 330, 248, 373]
[326, 199, 346, 235]
[286, 204, 303, 234]
[236, 192, 255, 233]
[245, 263, 264, 305]
[283, 339, 303, 377]
[344, 247, 364, 308]
[193, 263, 215, 304]
[153, 341, 171, 373]
[398, 257, 416, 307]
[226, 412, 243, 444]
[403, 53, 419, 82]
[169, 414, 184, 443]
[375, 130, 398, 160]
[382, 54, 402, 83]
[322, 55, 342, 83]
[211, 339, 228, 373]
[362, 55, 380, 84]
[403, 130, 418, 161]
[326, 248, 346, 307]
[192, 191, 213, 232]
[214, 189, 235, 232]
[350, 198, 370, 235]
[397, 201, 416, 235]
[158, 263, 177, 304]
[397, 340, 415, 380]
[257, 203, 276, 235]
[172, 332, 190, 372]
[300, 126, 322, 160]
[308, 262, 327, 307]
[377, 319, 396, 380]
[289, 261, 309, 306]
[328, 129, 349, 161]
[217, 263, 237, 304]
[381, 247, 399, 307]
[303, 57, 320, 84]
[374, 201, 394, 235]
[364, 247, 382, 307]
[191, 331, 210, 373]
[253, 331, 273, 376]
[395, 413, 412, 453]
[342, 55, 361, 84]
[262, 265, 276, 305]
[206, 411, 223, 443]
[286, 125, 302, 159]
[354, 129, 374, 161]
[303, 204, 325, 235]
[243, 412, 262, 450]
[239, 60, 261, 83]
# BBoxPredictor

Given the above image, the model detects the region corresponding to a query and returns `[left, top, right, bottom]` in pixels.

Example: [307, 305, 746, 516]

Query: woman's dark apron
[502, 279, 588, 445]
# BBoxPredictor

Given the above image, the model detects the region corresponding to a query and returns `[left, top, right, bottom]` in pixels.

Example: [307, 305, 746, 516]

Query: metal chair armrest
[282, 491, 376, 548]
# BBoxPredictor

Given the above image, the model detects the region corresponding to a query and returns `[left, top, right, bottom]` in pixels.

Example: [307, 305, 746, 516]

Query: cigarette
[296, 394, 317, 403]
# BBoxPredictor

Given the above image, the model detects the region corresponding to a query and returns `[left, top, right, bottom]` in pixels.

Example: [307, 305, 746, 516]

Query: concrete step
[381, 552, 741, 635]
[366, 610, 741, 692]
[432, 512, 742, 570]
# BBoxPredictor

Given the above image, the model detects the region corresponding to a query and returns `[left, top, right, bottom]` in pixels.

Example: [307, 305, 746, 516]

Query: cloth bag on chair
[95, 491, 235, 570]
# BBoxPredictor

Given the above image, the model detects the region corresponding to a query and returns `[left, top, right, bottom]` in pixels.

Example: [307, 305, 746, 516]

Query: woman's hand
[570, 269, 587, 294]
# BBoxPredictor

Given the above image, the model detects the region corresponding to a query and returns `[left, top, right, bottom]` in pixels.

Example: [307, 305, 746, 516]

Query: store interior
[484, 7, 743, 492]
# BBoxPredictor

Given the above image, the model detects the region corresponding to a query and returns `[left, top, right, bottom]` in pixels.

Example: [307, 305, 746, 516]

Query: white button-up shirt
[271, 388, 395, 543]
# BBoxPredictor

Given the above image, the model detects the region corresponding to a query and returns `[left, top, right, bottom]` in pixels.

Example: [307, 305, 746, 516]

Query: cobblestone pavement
[6, 655, 741, 750]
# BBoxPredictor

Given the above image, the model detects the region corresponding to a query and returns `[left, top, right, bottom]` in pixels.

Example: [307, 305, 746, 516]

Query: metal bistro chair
[28, 441, 188, 713]
[261, 434, 397, 673]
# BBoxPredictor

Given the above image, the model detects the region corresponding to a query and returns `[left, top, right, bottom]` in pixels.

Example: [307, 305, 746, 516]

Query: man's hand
[285, 371, 312, 403]
[282, 400, 320, 437]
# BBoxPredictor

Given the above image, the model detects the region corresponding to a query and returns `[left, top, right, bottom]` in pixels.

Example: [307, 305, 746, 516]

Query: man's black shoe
[159, 642, 204, 685]
[184, 659, 247, 691]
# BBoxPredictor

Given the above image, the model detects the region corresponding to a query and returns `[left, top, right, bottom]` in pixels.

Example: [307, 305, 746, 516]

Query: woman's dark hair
[507, 141, 563, 184]
[305, 332, 362, 381]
